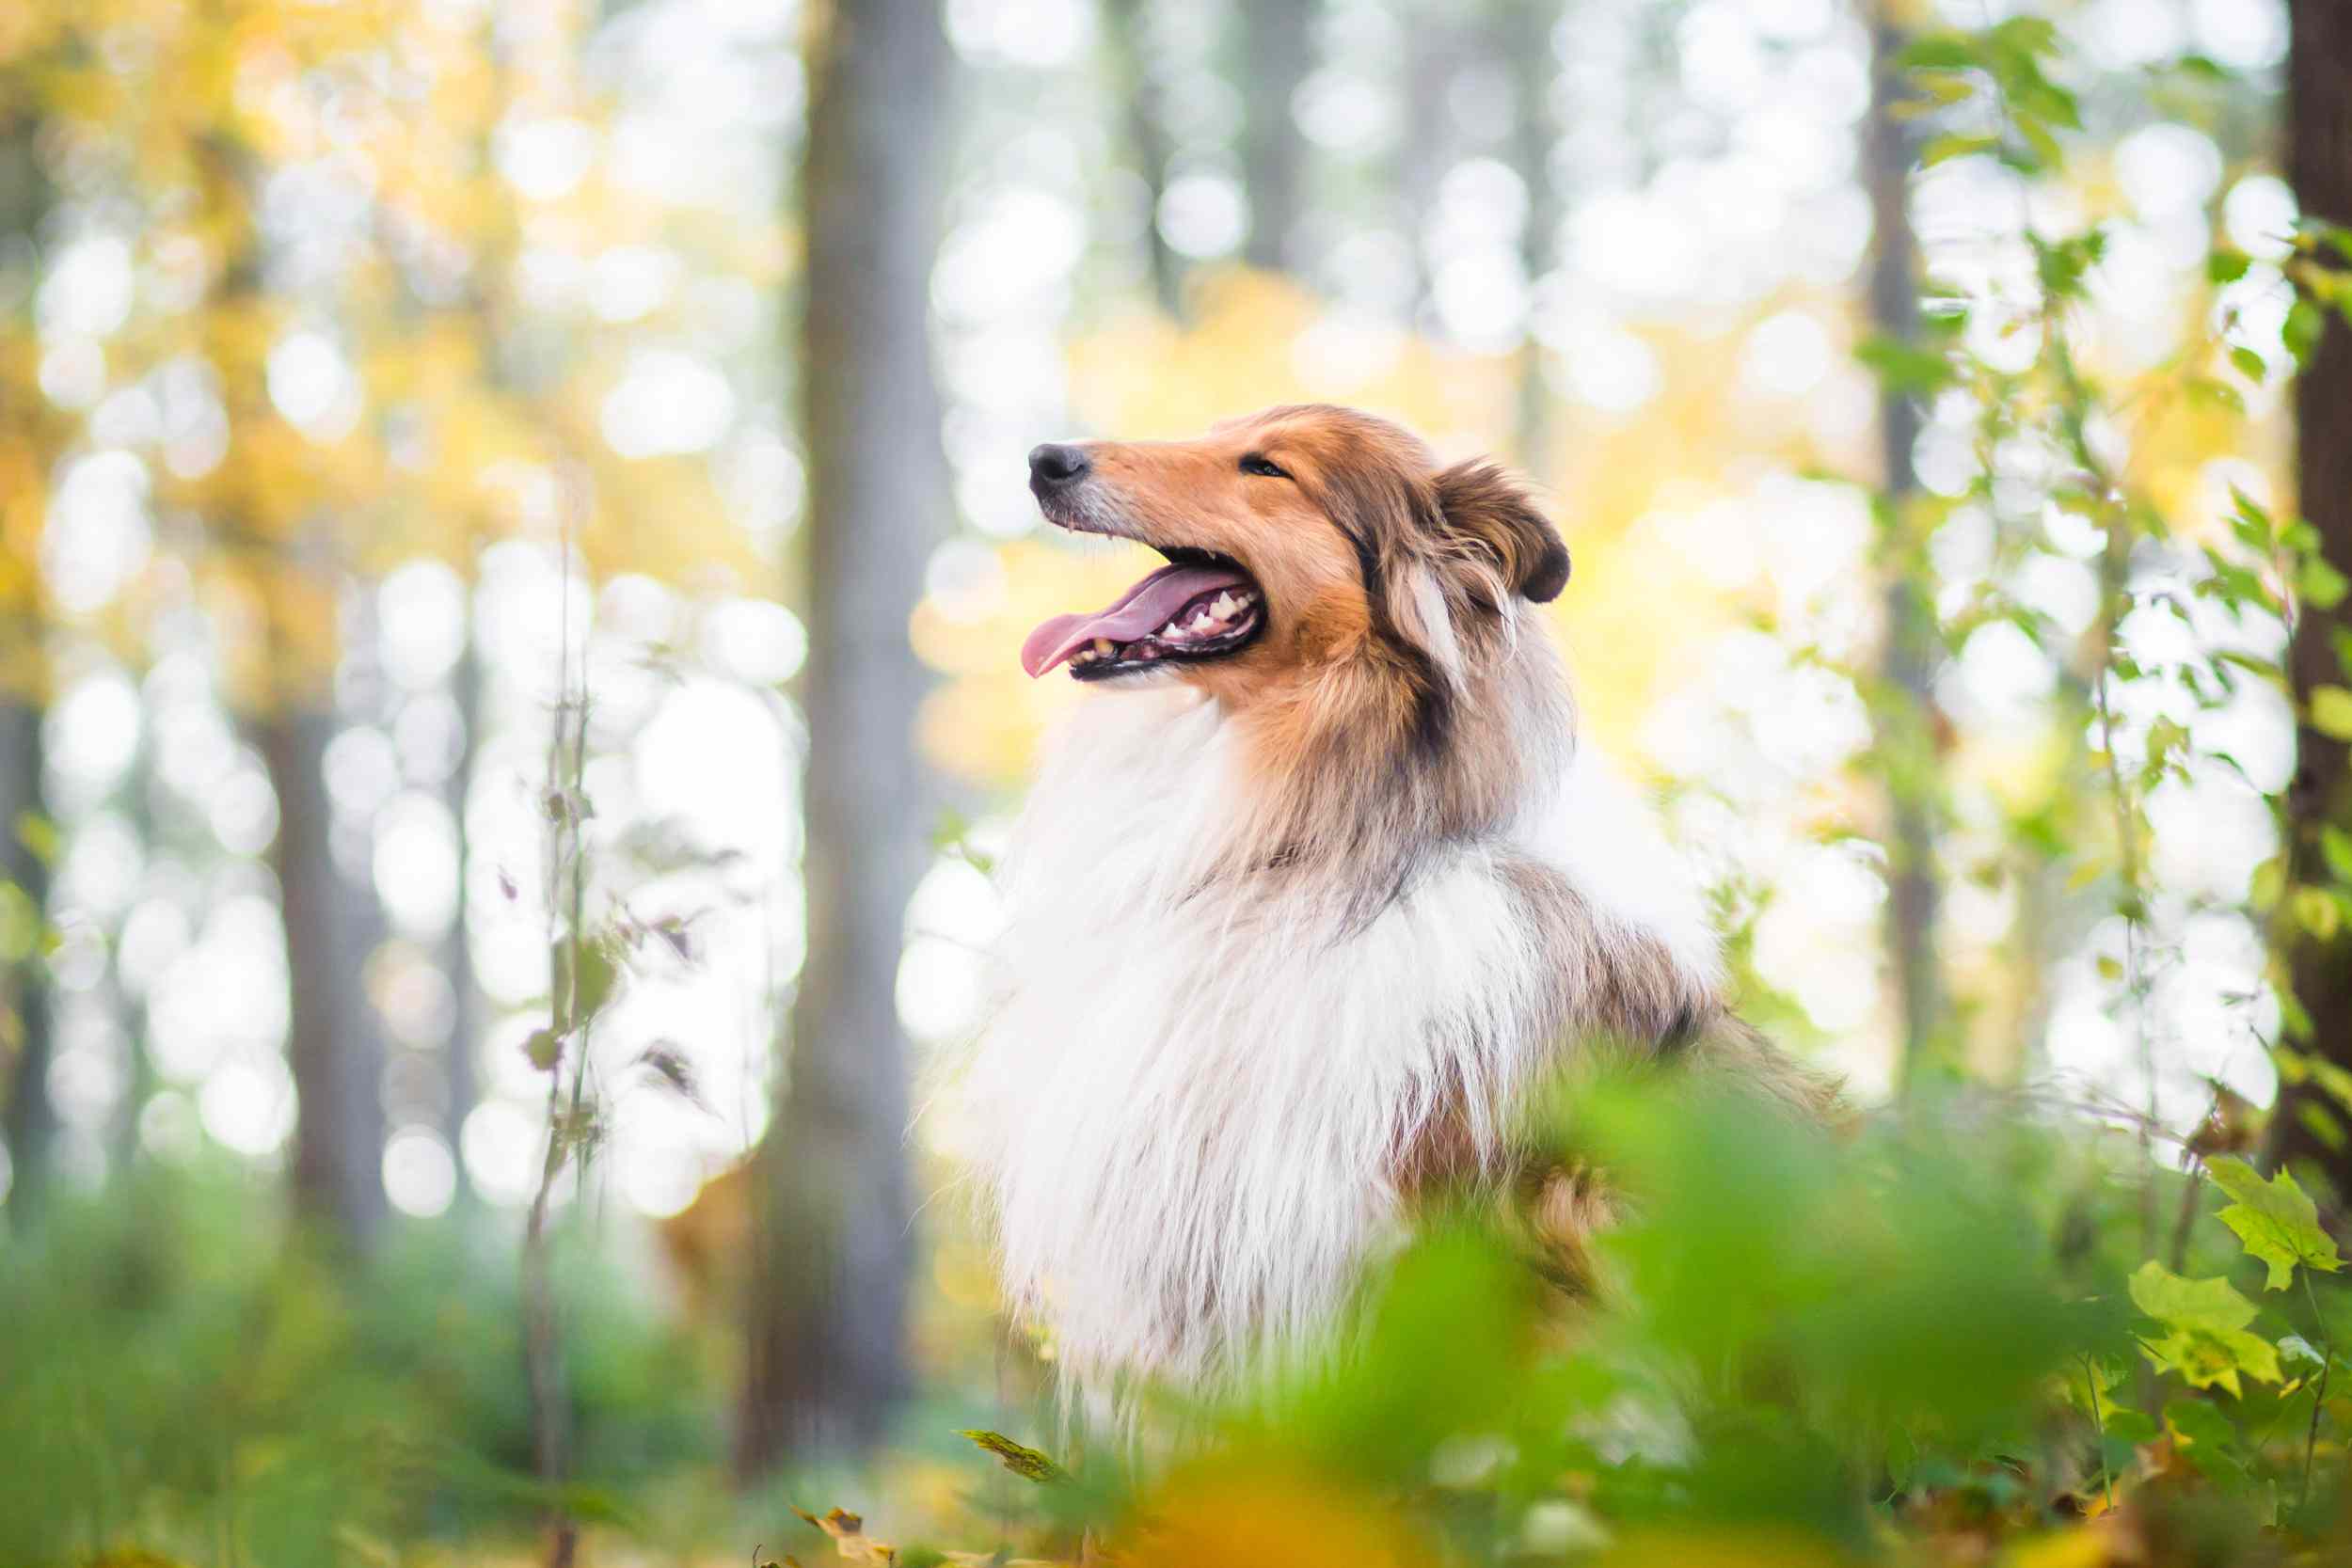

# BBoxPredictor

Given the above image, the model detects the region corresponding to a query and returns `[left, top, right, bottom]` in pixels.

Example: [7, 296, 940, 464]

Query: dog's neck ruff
[961, 672, 1720, 1402]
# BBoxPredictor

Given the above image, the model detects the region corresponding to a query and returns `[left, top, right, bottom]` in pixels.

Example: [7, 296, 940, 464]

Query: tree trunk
[1506, 0, 1564, 476]
[1864, 8, 1949, 1090]
[1240, 0, 1313, 274]
[0, 105, 54, 1222]
[262, 705, 390, 1253]
[1, 701, 54, 1221]
[1398, 11, 1467, 331]
[1104, 0, 1184, 317]
[443, 627, 482, 1205]
[2273, 0, 2352, 1190]
[737, 0, 949, 1474]
[113, 707, 159, 1174]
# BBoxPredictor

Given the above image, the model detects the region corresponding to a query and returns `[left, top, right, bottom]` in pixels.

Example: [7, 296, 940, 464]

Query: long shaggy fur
[957, 405, 1836, 1405]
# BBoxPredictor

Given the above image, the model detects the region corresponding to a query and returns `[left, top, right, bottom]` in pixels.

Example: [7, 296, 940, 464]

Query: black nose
[1028, 442, 1090, 489]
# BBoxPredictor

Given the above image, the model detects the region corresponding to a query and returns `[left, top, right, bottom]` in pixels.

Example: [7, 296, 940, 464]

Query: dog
[958, 404, 1837, 1405]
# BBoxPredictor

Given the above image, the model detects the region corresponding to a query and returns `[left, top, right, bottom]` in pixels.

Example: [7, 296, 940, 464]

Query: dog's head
[1019, 405, 1569, 717]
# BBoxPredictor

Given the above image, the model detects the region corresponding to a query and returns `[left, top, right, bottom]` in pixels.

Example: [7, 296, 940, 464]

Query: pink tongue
[1021, 563, 1251, 678]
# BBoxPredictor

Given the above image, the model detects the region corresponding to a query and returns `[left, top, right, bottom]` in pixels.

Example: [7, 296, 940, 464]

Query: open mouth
[1020, 546, 1265, 681]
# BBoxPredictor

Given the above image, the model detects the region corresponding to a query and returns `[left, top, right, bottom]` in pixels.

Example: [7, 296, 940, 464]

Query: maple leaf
[2127, 1261, 2282, 1397]
[2204, 1156, 2342, 1291]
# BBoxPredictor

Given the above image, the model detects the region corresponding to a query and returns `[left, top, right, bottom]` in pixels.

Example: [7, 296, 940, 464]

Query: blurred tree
[739, 0, 950, 1471]
[186, 119, 391, 1253]
[264, 635, 392, 1255]
[2272, 0, 2352, 1193]
[1240, 0, 1315, 274]
[1504, 0, 1564, 475]
[1861, 2, 1949, 1089]
[0, 71, 56, 1221]
[441, 638, 482, 1207]
[1398, 4, 1470, 324]
[1104, 0, 1185, 318]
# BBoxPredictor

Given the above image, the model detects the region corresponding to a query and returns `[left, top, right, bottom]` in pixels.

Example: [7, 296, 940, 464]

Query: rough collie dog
[960, 404, 1836, 1405]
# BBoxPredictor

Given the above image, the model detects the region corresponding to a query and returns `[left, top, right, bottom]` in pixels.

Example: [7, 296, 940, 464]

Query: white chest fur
[959, 687, 1716, 1397]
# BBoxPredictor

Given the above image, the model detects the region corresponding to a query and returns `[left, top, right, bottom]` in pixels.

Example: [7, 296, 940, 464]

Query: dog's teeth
[1212, 592, 1236, 618]
[1162, 621, 1182, 637]
[1093, 639, 1113, 656]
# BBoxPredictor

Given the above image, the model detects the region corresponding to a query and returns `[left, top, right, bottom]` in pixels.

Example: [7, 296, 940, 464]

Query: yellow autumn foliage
[0, 0, 780, 714]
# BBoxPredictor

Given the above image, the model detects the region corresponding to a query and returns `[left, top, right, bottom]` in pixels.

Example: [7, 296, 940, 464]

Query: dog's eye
[1239, 453, 1289, 480]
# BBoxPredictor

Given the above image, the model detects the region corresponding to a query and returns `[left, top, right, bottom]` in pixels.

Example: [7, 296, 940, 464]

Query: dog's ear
[1433, 460, 1571, 604]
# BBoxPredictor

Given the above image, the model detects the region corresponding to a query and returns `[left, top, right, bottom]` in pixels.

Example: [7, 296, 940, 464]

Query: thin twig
[522, 501, 586, 1568]
[2080, 1351, 2114, 1513]
[2302, 1269, 2333, 1513]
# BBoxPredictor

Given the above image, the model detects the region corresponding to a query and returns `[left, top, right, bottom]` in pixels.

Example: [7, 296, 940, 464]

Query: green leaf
[957, 1429, 1066, 1484]
[2163, 1398, 2248, 1482]
[1988, 15, 2060, 62]
[2285, 298, 2326, 367]
[2301, 556, 2350, 612]
[552, 932, 621, 1034]
[2013, 114, 2061, 173]
[2131, 1261, 2260, 1333]
[2230, 485, 2274, 533]
[2321, 826, 2352, 886]
[2129, 1261, 2283, 1396]
[0, 883, 35, 962]
[2312, 1056, 2352, 1114]
[2312, 686, 2352, 741]
[2206, 1157, 2341, 1291]
[1897, 35, 1981, 72]
[2299, 1099, 2347, 1152]
[1856, 335, 1957, 396]
[2229, 344, 2267, 383]
[12, 812, 59, 867]
[2208, 249, 2252, 285]
[1922, 132, 2001, 167]
[2140, 715, 2189, 786]
[2293, 885, 2342, 941]
[2186, 375, 2245, 417]
[1908, 70, 1977, 106]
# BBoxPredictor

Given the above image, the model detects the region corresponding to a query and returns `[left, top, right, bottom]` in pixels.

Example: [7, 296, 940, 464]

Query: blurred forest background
[5, 0, 2352, 1562]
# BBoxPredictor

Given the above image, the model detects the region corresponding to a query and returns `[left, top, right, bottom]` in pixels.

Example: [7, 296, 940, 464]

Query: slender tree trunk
[1865, 9, 1948, 1090]
[737, 0, 949, 1474]
[262, 701, 390, 1253]
[183, 99, 389, 1248]
[1240, 0, 1313, 274]
[1103, 0, 1184, 318]
[443, 626, 482, 1205]
[114, 711, 159, 1174]
[1506, 0, 1564, 477]
[1398, 8, 1467, 330]
[1, 702, 54, 1221]
[0, 106, 55, 1222]
[2273, 1, 2352, 1190]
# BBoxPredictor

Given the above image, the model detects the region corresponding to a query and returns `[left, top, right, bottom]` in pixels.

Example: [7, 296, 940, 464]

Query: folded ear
[1433, 460, 1571, 603]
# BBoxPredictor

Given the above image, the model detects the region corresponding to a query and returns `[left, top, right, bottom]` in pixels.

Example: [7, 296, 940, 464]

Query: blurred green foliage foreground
[0, 1167, 721, 1568]
[17, 1076, 2352, 1567]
